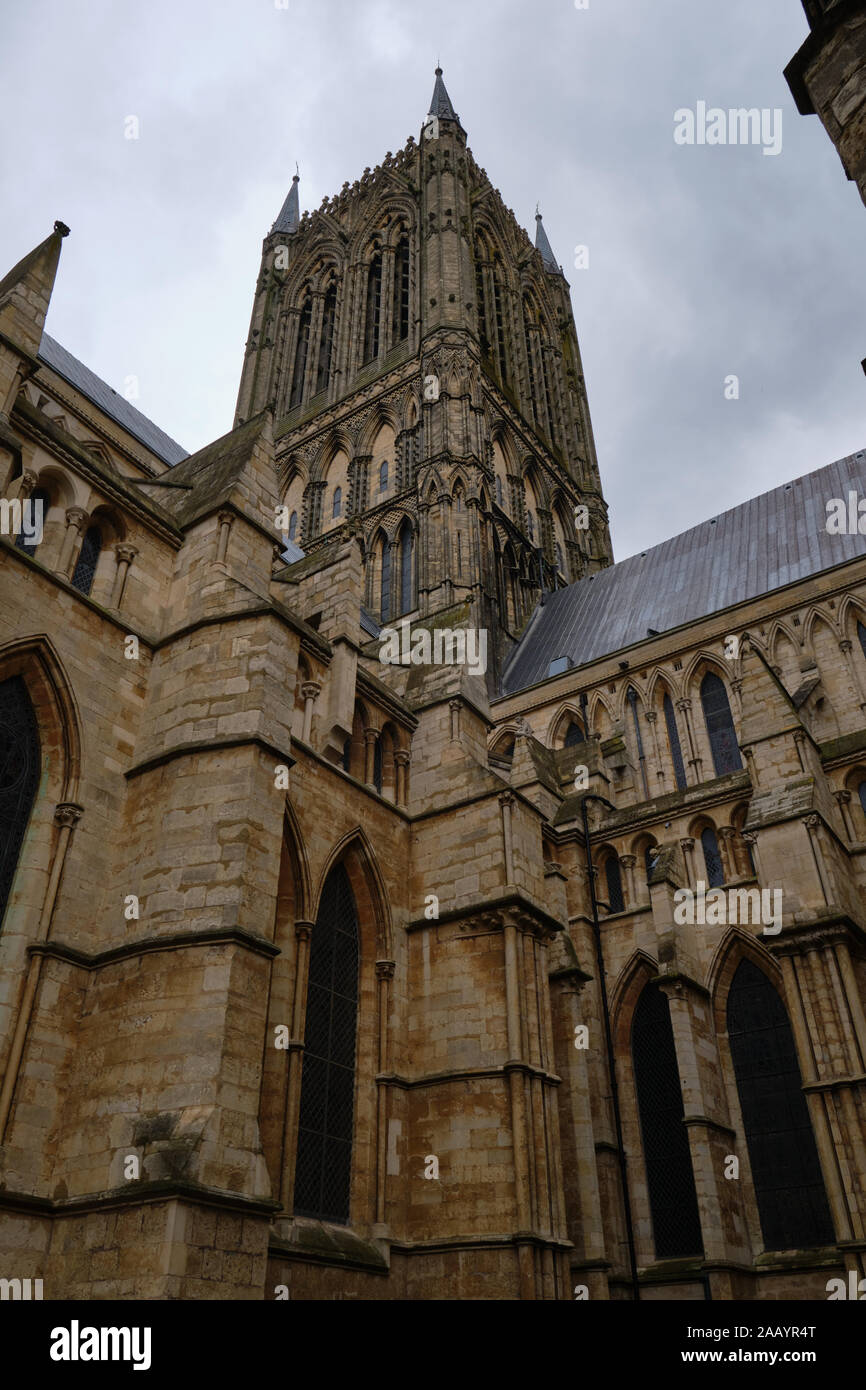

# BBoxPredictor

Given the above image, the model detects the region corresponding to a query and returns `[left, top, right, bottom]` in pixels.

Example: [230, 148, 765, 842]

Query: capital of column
[364, 728, 379, 746]
[300, 682, 321, 701]
[839, 639, 853, 653]
[834, 789, 852, 805]
[394, 750, 410, 768]
[217, 509, 234, 527]
[620, 854, 637, 868]
[804, 814, 821, 831]
[65, 507, 89, 532]
[741, 831, 758, 847]
[115, 544, 138, 565]
[676, 698, 692, 713]
[54, 801, 84, 829]
[679, 837, 694, 851]
[294, 920, 314, 941]
[645, 710, 658, 724]
[717, 825, 737, 842]
[792, 728, 807, 745]
[498, 791, 516, 809]
[375, 960, 396, 981]
[18, 469, 38, 497]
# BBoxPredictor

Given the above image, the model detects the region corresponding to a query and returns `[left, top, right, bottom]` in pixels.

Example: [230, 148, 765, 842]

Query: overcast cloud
[1, 0, 863, 561]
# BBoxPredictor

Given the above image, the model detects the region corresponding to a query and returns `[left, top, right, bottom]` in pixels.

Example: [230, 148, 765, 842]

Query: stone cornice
[30, 925, 280, 969]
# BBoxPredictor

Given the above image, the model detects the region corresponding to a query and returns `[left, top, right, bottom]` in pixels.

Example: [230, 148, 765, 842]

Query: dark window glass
[379, 461, 388, 493]
[316, 285, 337, 393]
[701, 826, 725, 888]
[288, 511, 298, 542]
[859, 781, 866, 821]
[493, 260, 508, 382]
[526, 511, 535, 543]
[555, 543, 564, 574]
[363, 255, 382, 363]
[0, 677, 41, 930]
[14, 489, 50, 556]
[373, 738, 383, 794]
[341, 737, 351, 773]
[70, 526, 102, 596]
[475, 246, 489, 356]
[332, 487, 342, 519]
[523, 300, 539, 425]
[293, 863, 359, 1224]
[632, 983, 704, 1259]
[701, 672, 742, 776]
[563, 720, 583, 748]
[380, 540, 391, 621]
[392, 237, 409, 343]
[605, 855, 624, 914]
[727, 959, 834, 1251]
[399, 525, 413, 615]
[857, 621, 866, 665]
[290, 300, 312, 408]
[663, 693, 687, 791]
[542, 349, 558, 446]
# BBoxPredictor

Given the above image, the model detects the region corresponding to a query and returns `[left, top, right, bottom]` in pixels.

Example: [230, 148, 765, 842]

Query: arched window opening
[526, 511, 535, 544]
[523, 299, 539, 426]
[332, 487, 342, 520]
[457, 534, 463, 576]
[363, 255, 382, 363]
[70, 526, 102, 596]
[0, 677, 41, 930]
[604, 855, 625, 914]
[554, 542, 564, 574]
[316, 284, 337, 394]
[644, 843, 657, 884]
[288, 511, 299, 542]
[700, 672, 742, 776]
[727, 959, 834, 1251]
[493, 258, 508, 382]
[475, 243, 489, 355]
[373, 738, 383, 794]
[490, 734, 515, 770]
[15, 488, 50, 557]
[495, 476, 504, 509]
[627, 687, 650, 799]
[701, 826, 724, 887]
[542, 349, 558, 446]
[857, 620, 866, 665]
[290, 299, 312, 408]
[380, 539, 392, 622]
[379, 461, 388, 494]
[293, 862, 359, 1224]
[859, 780, 866, 821]
[392, 236, 410, 343]
[663, 693, 687, 792]
[632, 983, 704, 1259]
[399, 524, 414, 615]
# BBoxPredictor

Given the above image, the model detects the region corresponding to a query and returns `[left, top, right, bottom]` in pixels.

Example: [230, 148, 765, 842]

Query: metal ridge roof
[38, 332, 188, 466]
[501, 447, 866, 694]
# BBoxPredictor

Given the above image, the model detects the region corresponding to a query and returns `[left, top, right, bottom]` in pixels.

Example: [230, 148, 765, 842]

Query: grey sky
[2, 0, 863, 562]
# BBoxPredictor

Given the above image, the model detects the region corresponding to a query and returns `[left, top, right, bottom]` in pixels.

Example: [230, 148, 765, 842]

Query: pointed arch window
[663, 693, 687, 792]
[316, 284, 337, 394]
[14, 488, 50, 557]
[380, 537, 392, 622]
[332, 487, 342, 520]
[859, 781, 866, 820]
[288, 511, 299, 542]
[0, 677, 41, 930]
[392, 236, 410, 343]
[379, 461, 388, 494]
[290, 299, 312, 408]
[475, 241, 489, 356]
[526, 511, 535, 544]
[495, 476, 503, 509]
[700, 672, 742, 776]
[632, 982, 704, 1258]
[542, 346, 558, 446]
[363, 254, 382, 364]
[398, 523, 414, 616]
[604, 854, 624, 914]
[492, 257, 509, 383]
[858, 621, 866, 665]
[554, 542, 564, 575]
[563, 718, 583, 748]
[70, 526, 102, 596]
[700, 826, 724, 887]
[293, 862, 359, 1224]
[727, 959, 834, 1250]
[522, 298, 539, 425]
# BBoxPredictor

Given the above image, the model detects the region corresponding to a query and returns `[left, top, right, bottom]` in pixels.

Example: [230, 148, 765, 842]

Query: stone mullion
[278, 919, 313, 1213]
[839, 638, 866, 712]
[277, 309, 301, 413]
[717, 826, 737, 883]
[350, 455, 370, 517]
[347, 262, 367, 379]
[302, 294, 324, 403]
[56, 507, 89, 578]
[645, 709, 667, 792]
[110, 544, 137, 609]
[380, 248, 396, 355]
[676, 698, 703, 784]
[439, 493, 452, 606]
[374, 960, 395, 1232]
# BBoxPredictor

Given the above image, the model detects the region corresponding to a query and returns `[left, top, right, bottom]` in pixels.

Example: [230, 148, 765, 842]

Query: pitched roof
[37, 333, 188, 466]
[428, 66, 458, 122]
[501, 446, 866, 694]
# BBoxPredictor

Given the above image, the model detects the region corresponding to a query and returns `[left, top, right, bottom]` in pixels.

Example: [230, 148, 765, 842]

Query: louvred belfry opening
[293, 862, 359, 1224]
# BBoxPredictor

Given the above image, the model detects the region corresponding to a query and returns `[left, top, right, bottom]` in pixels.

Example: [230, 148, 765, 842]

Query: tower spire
[427, 65, 458, 122]
[535, 209, 561, 275]
[272, 170, 300, 235]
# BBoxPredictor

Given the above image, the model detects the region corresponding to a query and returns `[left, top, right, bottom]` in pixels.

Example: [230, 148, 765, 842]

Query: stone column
[279, 919, 313, 1213]
[364, 728, 378, 787]
[676, 698, 703, 783]
[56, 507, 89, 577]
[394, 750, 410, 808]
[645, 710, 666, 791]
[717, 826, 738, 883]
[620, 855, 637, 909]
[14, 468, 38, 500]
[374, 959, 395, 1232]
[215, 509, 233, 564]
[834, 789, 855, 842]
[300, 682, 320, 744]
[449, 698, 461, 742]
[680, 837, 696, 888]
[499, 791, 515, 885]
[839, 638, 866, 712]
[741, 831, 763, 883]
[110, 544, 137, 608]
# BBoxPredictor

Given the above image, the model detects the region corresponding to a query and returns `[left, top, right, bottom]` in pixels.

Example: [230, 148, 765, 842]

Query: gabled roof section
[0, 222, 67, 359]
[38, 333, 188, 466]
[160, 409, 276, 528]
[428, 66, 458, 122]
[501, 447, 866, 694]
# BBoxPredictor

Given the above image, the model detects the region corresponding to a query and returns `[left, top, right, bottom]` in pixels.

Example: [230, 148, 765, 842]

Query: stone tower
[785, 0, 866, 209]
[235, 69, 612, 686]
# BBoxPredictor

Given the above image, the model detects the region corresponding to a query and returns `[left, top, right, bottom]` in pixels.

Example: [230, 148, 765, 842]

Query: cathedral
[1, 15, 865, 1301]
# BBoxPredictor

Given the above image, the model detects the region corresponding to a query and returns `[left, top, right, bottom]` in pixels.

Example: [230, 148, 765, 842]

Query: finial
[54, 220, 70, 238]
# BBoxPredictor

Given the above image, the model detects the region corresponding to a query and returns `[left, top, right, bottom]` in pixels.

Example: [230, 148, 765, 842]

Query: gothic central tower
[235, 69, 612, 682]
